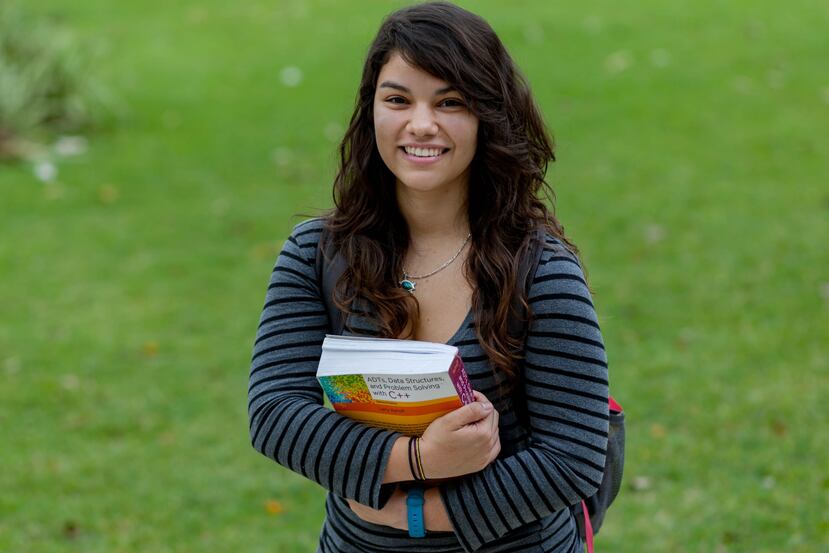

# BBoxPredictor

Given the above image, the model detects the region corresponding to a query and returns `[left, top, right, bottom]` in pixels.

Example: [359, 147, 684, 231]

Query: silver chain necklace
[399, 233, 471, 294]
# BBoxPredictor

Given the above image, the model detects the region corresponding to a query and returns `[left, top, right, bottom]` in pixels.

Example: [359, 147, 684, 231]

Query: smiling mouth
[400, 146, 450, 158]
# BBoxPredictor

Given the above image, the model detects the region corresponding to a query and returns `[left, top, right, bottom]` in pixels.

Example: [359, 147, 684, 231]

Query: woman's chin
[395, 175, 467, 196]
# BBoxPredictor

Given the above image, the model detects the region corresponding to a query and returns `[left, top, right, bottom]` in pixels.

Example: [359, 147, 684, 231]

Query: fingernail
[482, 402, 493, 411]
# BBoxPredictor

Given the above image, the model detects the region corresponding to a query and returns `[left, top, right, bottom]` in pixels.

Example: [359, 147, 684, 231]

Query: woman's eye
[386, 96, 407, 104]
[440, 98, 465, 108]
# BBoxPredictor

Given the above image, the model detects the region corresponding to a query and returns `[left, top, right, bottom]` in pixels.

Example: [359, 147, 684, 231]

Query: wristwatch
[406, 486, 426, 538]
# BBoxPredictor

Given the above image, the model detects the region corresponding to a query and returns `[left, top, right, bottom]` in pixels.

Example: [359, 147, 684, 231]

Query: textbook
[316, 335, 474, 435]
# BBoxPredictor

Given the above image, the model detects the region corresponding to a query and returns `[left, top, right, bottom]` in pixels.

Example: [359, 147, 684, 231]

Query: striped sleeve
[248, 219, 402, 509]
[439, 240, 609, 552]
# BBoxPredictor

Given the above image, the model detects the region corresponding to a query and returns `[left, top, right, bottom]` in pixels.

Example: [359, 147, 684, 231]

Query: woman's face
[373, 52, 479, 197]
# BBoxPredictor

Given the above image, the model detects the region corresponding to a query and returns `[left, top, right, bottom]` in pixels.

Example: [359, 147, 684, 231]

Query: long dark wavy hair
[326, 1, 581, 386]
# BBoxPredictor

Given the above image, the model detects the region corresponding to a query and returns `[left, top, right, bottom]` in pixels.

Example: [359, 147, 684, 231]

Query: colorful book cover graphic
[319, 370, 468, 436]
[319, 374, 374, 404]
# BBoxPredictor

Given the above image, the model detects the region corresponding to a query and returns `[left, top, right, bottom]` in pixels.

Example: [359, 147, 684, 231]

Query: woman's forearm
[382, 437, 415, 484]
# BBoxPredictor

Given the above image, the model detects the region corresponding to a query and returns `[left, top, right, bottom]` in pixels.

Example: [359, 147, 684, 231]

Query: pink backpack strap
[582, 500, 594, 553]
[582, 395, 621, 552]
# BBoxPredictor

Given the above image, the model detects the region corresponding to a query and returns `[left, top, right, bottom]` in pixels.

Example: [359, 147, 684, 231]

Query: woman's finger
[472, 390, 491, 404]
[490, 406, 499, 434]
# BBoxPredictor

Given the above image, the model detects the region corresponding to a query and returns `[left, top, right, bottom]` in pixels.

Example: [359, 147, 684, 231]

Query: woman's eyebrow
[378, 81, 458, 95]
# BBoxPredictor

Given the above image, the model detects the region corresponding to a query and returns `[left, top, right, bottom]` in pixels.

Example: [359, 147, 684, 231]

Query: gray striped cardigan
[249, 218, 609, 552]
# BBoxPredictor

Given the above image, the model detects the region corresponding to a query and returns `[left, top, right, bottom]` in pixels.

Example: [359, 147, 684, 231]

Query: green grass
[1, 1, 827, 552]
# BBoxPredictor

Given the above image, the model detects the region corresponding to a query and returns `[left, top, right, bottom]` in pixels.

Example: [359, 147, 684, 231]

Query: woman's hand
[419, 390, 500, 479]
[346, 486, 407, 530]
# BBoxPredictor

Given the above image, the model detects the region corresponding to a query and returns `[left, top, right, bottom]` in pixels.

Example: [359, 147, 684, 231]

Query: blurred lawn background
[1, 0, 827, 552]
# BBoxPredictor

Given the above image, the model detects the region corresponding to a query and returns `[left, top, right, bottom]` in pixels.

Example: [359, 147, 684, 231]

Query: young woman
[249, 3, 609, 552]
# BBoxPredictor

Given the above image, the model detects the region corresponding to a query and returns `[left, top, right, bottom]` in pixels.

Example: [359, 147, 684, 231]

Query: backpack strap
[315, 225, 348, 335]
[508, 226, 548, 339]
[582, 501, 595, 553]
[507, 227, 547, 428]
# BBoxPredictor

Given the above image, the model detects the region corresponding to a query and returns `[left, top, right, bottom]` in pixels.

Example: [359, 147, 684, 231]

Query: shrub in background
[0, 2, 113, 161]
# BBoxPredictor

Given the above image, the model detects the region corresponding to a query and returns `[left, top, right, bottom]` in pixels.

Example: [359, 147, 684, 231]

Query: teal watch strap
[406, 486, 426, 538]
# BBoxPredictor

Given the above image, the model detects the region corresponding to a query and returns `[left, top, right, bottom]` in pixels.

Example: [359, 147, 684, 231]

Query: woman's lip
[398, 147, 448, 164]
[398, 147, 450, 164]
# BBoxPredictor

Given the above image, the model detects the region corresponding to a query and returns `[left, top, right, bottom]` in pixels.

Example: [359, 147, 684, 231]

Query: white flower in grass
[54, 136, 88, 157]
[523, 22, 544, 44]
[34, 160, 57, 182]
[280, 66, 303, 87]
[212, 197, 229, 216]
[584, 16, 603, 34]
[654, 510, 674, 529]
[61, 374, 80, 391]
[649, 48, 671, 68]
[631, 475, 652, 491]
[644, 223, 665, 244]
[732, 75, 754, 95]
[605, 50, 633, 74]
[272, 147, 294, 167]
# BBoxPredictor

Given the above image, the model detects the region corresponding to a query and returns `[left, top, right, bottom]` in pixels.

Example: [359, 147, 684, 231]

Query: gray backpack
[315, 227, 624, 551]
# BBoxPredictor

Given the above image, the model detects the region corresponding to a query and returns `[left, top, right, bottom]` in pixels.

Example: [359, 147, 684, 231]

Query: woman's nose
[406, 105, 439, 136]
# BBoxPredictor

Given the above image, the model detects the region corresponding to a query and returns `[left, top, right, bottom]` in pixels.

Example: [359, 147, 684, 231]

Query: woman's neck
[396, 182, 469, 248]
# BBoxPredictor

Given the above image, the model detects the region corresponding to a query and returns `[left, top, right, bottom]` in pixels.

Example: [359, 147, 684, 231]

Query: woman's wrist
[409, 436, 429, 481]
[382, 436, 418, 484]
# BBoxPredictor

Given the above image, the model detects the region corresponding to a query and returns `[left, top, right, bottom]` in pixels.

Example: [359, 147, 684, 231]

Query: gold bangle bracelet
[415, 437, 426, 480]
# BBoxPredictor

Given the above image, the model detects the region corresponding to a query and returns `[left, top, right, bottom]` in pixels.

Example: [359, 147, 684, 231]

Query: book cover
[317, 335, 474, 435]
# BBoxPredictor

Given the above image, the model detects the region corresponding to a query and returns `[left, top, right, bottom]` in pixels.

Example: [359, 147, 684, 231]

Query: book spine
[448, 354, 474, 404]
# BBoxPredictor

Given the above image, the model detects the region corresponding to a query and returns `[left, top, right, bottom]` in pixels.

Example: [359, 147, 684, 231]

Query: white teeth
[404, 146, 442, 157]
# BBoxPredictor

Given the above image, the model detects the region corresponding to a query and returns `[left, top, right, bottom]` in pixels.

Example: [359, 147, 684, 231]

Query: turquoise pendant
[400, 279, 416, 294]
